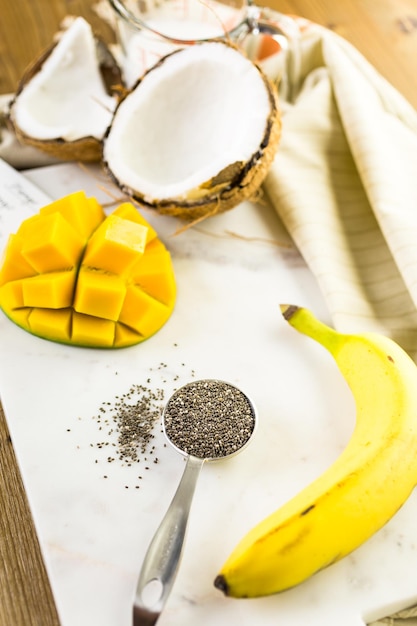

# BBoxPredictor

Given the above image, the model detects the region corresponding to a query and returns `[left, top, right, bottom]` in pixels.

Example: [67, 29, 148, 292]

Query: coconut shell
[8, 37, 123, 163]
[104, 47, 281, 222]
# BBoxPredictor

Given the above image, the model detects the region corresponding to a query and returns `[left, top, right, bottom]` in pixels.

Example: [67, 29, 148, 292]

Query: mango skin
[0, 191, 176, 348]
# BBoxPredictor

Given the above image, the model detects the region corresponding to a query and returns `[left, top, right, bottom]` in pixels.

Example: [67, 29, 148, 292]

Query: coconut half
[103, 41, 281, 220]
[8, 17, 122, 162]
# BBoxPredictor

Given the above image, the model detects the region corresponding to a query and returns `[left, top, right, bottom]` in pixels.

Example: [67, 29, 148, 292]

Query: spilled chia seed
[93, 383, 165, 464]
[86, 359, 197, 486]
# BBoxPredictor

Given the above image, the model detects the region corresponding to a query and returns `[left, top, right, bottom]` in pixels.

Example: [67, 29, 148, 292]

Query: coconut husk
[8, 37, 123, 163]
[104, 50, 282, 221]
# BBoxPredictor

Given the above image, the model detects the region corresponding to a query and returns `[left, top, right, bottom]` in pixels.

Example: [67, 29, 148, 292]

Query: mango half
[0, 191, 176, 348]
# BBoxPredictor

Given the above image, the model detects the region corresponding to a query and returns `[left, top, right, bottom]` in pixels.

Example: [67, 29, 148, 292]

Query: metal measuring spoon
[133, 379, 257, 626]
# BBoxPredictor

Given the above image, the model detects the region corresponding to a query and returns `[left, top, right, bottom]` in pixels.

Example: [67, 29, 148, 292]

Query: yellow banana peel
[214, 304, 417, 598]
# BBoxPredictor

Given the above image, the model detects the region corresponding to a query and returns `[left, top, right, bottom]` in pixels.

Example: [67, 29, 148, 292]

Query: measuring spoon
[133, 379, 257, 626]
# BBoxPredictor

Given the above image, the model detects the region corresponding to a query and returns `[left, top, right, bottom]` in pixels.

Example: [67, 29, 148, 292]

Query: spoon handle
[133, 455, 204, 625]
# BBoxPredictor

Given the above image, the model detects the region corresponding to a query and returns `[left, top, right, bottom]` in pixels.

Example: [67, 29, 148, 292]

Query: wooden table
[1, 1, 417, 625]
[2, 0, 417, 107]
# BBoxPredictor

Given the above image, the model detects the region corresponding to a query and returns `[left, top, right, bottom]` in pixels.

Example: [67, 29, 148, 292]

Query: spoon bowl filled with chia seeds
[133, 379, 257, 626]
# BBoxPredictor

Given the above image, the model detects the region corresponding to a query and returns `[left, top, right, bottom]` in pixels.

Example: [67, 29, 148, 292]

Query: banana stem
[280, 304, 344, 356]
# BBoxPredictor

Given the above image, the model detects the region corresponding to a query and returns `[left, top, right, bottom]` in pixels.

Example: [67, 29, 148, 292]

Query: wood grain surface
[1, 1, 417, 625]
[2, 0, 417, 105]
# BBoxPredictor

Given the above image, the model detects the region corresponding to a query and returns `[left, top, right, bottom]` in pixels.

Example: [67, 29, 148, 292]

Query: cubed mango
[40, 190, 105, 239]
[20, 212, 86, 273]
[82, 214, 148, 275]
[0, 234, 38, 284]
[0, 193, 176, 348]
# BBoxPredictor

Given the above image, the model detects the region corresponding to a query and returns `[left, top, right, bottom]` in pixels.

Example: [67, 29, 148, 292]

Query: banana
[214, 304, 417, 598]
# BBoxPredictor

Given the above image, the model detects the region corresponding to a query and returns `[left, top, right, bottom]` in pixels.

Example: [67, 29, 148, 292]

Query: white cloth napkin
[260, 25, 417, 623]
[264, 19, 417, 362]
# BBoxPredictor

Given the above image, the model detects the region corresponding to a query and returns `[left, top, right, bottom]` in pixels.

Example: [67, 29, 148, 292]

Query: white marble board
[0, 159, 417, 626]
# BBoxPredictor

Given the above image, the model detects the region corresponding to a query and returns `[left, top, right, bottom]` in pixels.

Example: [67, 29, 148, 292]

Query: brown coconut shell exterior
[8, 37, 123, 163]
[104, 43, 282, 222]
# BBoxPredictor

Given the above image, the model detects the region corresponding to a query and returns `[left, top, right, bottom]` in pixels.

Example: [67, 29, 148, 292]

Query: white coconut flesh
[12, 17, 116, 142]
[104, 42, 278, 204]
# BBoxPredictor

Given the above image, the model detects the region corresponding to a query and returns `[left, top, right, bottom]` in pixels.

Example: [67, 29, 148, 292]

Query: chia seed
[92, 384, 164, 464]
[163, 380, 256, 459]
